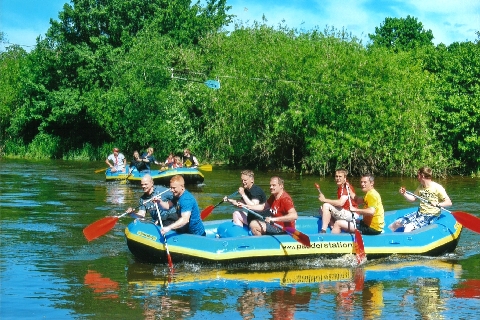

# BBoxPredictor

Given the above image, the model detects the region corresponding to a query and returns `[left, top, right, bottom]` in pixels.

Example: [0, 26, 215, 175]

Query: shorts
[357, 220, 382, 235]
[329, 207, 358, 221]
[393, 211, 437, 232]
[246, 209, 271, 224]
[265, 222, 285, 235]
[150, 210, 178, 226]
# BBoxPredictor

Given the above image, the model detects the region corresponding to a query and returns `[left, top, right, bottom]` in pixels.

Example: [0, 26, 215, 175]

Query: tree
[0, 45, 28, 146]
[368, 15, 434, 51]
[7, 0, 233, 157]
[425, 40, 480, 173]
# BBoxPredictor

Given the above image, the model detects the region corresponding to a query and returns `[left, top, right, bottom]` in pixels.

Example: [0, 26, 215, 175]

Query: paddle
[95, 168, 108, 173]
[198, 164, 213, 172]
[120, 168, 134, 184]
[242, 207, 311, 247]
[314, 183, 323, 194]
[83, 212, 129, 241]
[405, 190, 480, 234]
[154, 202, 174, 269]
[345, 183, 367, 264]
[200, 191, 239, 220]
[83, 189, 170, 241]
[315, 182, 366, 263]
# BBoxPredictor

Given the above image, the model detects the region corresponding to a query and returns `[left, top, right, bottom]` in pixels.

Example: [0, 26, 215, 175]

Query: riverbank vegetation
[1, 1, 479, 177]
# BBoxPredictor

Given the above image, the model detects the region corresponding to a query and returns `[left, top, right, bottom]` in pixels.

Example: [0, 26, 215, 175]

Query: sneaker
[320, 229, 326, 234]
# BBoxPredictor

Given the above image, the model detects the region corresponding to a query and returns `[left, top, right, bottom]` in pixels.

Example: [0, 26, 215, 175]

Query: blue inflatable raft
[124, 207, 462, 264]
[105, 165, 204, 186]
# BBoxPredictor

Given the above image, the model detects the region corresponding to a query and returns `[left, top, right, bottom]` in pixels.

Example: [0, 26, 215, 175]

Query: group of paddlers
[123, 165, 452, 237]
[105, 147, 199, 173]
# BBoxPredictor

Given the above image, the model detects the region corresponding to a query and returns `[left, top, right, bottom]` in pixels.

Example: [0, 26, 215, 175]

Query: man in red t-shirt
[318, 168, 358, 234]
[245, 176, 298, 236]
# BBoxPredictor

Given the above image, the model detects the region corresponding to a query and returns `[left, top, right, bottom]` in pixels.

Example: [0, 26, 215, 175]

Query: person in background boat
[105, 147, 126, 173]
[125, 174, 178, 226]
[128, 150, 148, 173]
[140, 147, 161, 172]
[182, 149, 199, 168]
[243, 176, 297, 236]
[224, 170, 268, 228]
[164, 153, 174, 169]
[389, 166, 452, 232]
[318, 168, 358, 234]
[172, 156, 183, 168]
[157, 175, 206, 236]
[336, 174, 384, 235]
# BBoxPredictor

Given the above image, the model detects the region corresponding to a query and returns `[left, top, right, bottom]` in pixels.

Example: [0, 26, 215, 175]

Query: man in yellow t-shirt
[334, 174, 384, 235]
[390, 166, 452, 232]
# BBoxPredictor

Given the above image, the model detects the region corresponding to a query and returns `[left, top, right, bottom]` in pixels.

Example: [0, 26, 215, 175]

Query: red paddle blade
[284, 227, 311, 247]
[200, 205, 215, 220]
[451, 211, 480, 234]
[83, 216, 119, 241]
[167, 253, 174, 269]
[354, 229, 366, 264]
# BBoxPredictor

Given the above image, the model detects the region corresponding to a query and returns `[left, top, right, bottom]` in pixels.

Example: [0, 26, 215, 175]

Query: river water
[1, 159, 479, 319]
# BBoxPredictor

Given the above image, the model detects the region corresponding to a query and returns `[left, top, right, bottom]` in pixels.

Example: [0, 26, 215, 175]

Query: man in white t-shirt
[105, 147, 126, 172]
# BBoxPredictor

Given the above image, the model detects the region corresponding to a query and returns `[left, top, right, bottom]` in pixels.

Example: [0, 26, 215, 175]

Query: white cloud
[227, 0, 479, 45]
[2, 0, 477, 52]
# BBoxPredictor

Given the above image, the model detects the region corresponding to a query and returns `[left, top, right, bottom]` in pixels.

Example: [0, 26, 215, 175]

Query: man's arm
[243, 202, 267, 212]
[351, 206, 375, 217]
[161, 211, 191, 233]
[319, 193, 347, 207]
[157, 199, 173, 210]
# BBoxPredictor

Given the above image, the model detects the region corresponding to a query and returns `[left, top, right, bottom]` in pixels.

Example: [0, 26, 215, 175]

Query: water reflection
[316, 268, 368, 318]
[142, 294, 192, 320]
[84, 270, 119, 300]
[402, 278, 444, 320]
[1, 159, 479, 319]
[237, 288, 266, 320]
[104, 183, 135, 205]
[453, 279, 480, 299]
[125, 258, 464, 319]
[361, 281, 384, 319]
[269, 287, 311, 320]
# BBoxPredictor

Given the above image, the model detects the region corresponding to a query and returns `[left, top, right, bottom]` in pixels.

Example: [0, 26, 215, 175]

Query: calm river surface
[1, 159, 479, 319]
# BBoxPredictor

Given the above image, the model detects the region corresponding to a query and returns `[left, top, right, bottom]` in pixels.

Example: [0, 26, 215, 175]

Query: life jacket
[183, 155, 195, 167]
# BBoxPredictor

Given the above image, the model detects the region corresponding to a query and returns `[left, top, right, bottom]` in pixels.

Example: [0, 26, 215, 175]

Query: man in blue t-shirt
[126, 174, 177, 226]
[158, 175, 206, 236]
[140, 147, 161, 172]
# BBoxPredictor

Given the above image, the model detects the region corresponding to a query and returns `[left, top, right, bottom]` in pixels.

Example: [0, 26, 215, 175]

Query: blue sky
[1, 0, 479, 51]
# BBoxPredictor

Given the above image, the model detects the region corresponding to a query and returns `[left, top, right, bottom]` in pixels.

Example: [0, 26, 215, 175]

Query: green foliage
[0, 45, 28, 144]
[3, 0, 232, 160]
[423, 40, 480, 173]
[2, 7, 478, 176]
[30, 133, 61, 158]
[368, 15, 434, 51]
[197, 24, 452, 175]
